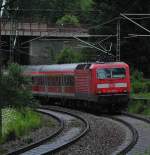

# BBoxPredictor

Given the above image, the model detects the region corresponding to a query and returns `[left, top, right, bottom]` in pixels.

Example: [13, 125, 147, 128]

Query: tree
[0, 63, 33, 108]
[55, 48, 82, 64]
[0, 63, 35, 141]
[56, 15, 80, 26]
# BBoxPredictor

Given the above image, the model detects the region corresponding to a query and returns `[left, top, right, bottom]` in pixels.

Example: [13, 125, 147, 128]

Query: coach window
[48, 76, 52, 86]
[48, 77, 53, 86]
[36, 77, 39, 85]
[71, 76, 74, 86]
[61, 76, 66, 86]
[56, 76, 59, 86]
[57, 76, 60, 86]
[41, 76, 44, 85]
[39, 77, 43, 85]
[34, 77, 37, 85]
[64, 76, 68, 86]
[53, 76, 56, 86]
[65, 76, 70, 86]
[68, 76, 71, 86]
[44, 76, 48, 86]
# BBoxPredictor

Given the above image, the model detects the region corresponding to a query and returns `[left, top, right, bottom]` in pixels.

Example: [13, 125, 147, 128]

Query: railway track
[118, 113, 150, 155]
[104, 115, 138, 155]
[100, 113, 150, 155]
[41, 106, 150, 155]
[6, 105, 150, 155]
[7, 107, 89, 155]
[82, 109, 150, 154]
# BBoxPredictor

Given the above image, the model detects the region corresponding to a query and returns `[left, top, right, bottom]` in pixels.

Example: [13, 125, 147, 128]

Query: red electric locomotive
[23, 62, 130, 112]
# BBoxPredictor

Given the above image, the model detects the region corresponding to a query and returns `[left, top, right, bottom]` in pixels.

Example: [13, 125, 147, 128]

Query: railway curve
[119, 113, 150, 155]
[9, 107, 89, 155]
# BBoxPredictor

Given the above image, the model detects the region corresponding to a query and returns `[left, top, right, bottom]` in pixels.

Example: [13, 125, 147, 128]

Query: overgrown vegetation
[54, 47, 97, 64]
[128, 100, 150, 115]
[0, 63, 37, 143]
[0, 63, 34, 108]
[56, 15, 80, 26]
[1, 108, 42, 143]
[3, 0, 150, 76]
[129, 70, 150, 115]
[55, 48, 80, 64]
[131, 70, 150, 96]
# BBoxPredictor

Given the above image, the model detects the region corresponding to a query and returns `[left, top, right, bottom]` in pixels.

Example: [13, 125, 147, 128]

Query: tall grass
[1, 108, 42, 143]
[131, 70, 150, 94]
[128, 100, 150, 116]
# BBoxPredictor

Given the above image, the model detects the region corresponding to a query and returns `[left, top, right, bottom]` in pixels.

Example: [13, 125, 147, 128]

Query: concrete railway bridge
[0, 18, 89, 65]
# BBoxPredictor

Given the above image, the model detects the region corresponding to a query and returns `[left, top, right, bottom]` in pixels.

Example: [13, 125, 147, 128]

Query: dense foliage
[0, 63, 36, 142]
[1, 108, 41, 143]
[0, 63, 34, 109]
[131, 70, 150, 94]
[55, 48, 81, 64]
[55, 47, 97, 64]
[56, 15, 80, 26]
[4, 0, 150, 77]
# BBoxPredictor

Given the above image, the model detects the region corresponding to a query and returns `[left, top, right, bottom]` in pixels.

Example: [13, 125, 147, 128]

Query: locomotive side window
[97, 68, 126, 79]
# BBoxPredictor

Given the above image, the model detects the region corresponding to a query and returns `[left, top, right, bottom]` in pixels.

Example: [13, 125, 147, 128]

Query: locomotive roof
[90, 62, 128, 69]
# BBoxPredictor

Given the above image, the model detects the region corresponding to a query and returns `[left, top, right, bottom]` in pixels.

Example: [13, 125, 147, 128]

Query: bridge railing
[0, 18, 88, 36]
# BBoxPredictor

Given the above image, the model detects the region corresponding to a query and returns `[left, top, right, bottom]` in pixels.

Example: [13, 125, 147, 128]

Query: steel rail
[39, 106, 90, 154]
[6, 107, 89, 155]
[122, 112, 150, 126]
[6, 109, 64, 155]
[117, 112, 150, 155]
[107, 116, 138, 155]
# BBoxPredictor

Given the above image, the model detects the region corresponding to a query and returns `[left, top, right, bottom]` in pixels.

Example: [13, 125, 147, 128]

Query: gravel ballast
[46, 106, 132, 155]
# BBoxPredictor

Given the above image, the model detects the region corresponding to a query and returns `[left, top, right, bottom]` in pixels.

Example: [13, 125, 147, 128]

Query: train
[23, 62, 130, 112]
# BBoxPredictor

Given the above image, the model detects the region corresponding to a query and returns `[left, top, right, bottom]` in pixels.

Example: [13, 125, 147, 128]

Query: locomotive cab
[91, 62, 130, 111]
[96, 67, 129, 94]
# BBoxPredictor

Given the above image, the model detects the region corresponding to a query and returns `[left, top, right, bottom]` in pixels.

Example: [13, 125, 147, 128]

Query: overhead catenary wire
[73, 36, 115, 57]
[121, 13, 150, 34]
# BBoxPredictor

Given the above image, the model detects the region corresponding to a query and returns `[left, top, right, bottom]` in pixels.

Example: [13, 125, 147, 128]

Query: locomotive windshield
[97, 68, 126, 79]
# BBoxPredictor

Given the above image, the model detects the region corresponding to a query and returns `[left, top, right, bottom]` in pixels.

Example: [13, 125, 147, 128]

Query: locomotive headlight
[97, 84, 109, 88]
[97, 91, 101, 94]
[115, 83, 127, 87]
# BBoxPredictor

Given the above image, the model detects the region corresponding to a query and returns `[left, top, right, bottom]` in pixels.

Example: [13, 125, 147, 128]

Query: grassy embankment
[128, 71, 150, 154]
[0, 108, 53, 144]
[128, 71, 150, 115]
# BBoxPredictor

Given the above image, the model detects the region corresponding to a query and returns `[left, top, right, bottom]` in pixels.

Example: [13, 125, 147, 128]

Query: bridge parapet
[1, 18, 88, 37]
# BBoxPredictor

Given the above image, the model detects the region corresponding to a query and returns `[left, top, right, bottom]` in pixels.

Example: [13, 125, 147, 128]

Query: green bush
[131, 69, 143, 81]
[131, 69, 150, 94]
[131, 81, 148, 94]
[145, 81, 150, 92]
[128, 100, 144, 114]
[55, 48, 82, 64]
[128, 99, 150, 116]
[56, 15, 80, 26]
[1, 108, 42, 143]
[0, 63, 34, 108]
